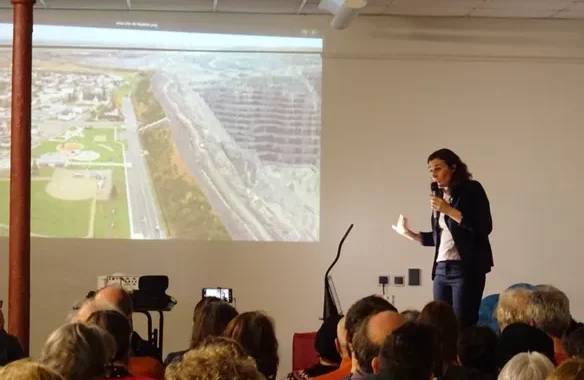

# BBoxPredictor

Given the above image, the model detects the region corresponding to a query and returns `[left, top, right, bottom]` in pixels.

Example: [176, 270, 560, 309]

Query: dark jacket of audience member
[164, 299, 238, 365]
[224, 311, 279, 380]
[566, 326, 584, 359]
[0, 329, 25, 367]
[496, 322, 555, 369]
[287, 315, 343, 380]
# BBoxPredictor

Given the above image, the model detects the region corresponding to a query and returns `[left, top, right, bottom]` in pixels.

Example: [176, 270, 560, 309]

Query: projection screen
[0, 22, 322, 241]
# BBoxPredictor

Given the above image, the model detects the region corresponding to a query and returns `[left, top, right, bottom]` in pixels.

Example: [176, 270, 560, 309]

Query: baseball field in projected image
[0, 126, 130, 238]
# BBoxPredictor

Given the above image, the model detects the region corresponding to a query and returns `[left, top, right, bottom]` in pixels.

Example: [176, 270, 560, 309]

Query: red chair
[292, 332, 319, 371]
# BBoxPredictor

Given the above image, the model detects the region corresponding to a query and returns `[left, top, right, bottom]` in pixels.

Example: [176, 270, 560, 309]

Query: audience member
[399, 309, 420, 323]
[224, 311, 279, 380]
[495, 323, 555, 369]
[165, 336, 264, 380]
[165, 299, 238, 365]
[71, 299, 98, 323]
[87, 309, 160, 380]
[163, 297, 222, 365]
[341, 296, 397, 379]
[351, 311, 405, 378]
[457, 326, 498, 380]
[344, 296, 397, 346]
[418, 301, 461, 379]
[287, 314, 343, 380]
[547, 358, 584, 380]
[526, 286, 571, 365]
[567, 326, 584, 359]
[0, 300, 25, 366]
[495, 287, 532, 331]
[94, 286, 160, 360]
[40, 322, 115, 380]
[76, 295, 164, 378]
[312, 317, 351, 380]
[497, 352, 554, 380]
[0, 359, 64, 380]
[371, 322, 440, 380]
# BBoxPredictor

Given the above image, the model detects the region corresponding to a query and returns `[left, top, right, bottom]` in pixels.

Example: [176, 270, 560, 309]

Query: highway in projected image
[0, 25, 322, 241]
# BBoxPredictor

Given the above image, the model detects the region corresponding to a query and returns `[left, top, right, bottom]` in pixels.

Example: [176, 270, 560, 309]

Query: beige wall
[1, 10, 584, 377]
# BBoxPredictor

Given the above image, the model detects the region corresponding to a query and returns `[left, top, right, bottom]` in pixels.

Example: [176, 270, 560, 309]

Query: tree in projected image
[140, 123, 230, 240]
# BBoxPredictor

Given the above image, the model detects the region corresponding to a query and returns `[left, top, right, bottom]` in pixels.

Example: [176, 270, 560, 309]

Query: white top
[437, 193, 461, 262]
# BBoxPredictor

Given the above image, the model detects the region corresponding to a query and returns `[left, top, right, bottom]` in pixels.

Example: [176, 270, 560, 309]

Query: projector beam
[125, 0, 131, 10]
[213, 0, 219, 11]
[8, 0, 35, 356]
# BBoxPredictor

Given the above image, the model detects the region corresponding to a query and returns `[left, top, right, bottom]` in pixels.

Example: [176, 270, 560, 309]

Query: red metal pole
[8, 0, 35, 355]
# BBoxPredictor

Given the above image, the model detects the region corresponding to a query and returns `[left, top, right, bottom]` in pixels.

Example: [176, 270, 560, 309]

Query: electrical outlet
[378, 276, 389, 285]
[394, 276, 405, 286]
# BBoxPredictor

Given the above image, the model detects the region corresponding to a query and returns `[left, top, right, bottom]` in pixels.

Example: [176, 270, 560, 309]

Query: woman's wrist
[405, 229, 421, 242]
[446, 206, 463, 223]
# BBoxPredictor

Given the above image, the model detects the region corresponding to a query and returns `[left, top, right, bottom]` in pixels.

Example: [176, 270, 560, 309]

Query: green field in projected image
[0, 122, 131, 238]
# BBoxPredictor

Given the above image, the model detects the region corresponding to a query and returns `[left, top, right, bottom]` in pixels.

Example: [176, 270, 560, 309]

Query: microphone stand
[322, 224, 354, 320]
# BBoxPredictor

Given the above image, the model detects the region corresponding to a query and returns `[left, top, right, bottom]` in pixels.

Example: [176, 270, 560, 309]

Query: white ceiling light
[318, 0, 367, 30]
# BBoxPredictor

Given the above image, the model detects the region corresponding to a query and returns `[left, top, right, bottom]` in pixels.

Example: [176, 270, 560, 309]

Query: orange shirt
[312, 357, 351, 380]
[129, 357, 165, 380]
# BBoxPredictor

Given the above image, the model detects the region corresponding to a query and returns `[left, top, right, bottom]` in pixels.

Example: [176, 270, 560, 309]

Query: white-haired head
[497, 352, 554, 380]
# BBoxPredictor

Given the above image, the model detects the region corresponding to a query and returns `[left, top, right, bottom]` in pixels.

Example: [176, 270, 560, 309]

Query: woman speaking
[392, 148, 493, 328]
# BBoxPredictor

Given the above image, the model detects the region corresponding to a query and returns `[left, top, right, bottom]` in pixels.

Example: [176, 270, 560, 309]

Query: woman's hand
[392, 214, 422, 243]
[392, 214, 410, 236]
[430, 196, 452, 214]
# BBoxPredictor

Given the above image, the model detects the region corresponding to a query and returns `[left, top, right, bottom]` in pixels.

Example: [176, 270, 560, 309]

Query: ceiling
[2, 0, 584, 20]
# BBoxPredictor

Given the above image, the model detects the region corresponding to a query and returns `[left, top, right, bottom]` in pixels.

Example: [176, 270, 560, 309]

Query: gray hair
[526, 286, 571, 338]
[497, 352, 554, 380]
[40, 322, 115, 380]
[495, 288, 532, 330]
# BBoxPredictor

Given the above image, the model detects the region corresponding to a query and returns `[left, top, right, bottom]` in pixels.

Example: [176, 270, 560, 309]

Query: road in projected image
[0, 49, 321, 241]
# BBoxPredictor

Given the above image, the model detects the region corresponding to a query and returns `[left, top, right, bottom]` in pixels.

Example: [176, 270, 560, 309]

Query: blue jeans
[433, 261, 486, 328]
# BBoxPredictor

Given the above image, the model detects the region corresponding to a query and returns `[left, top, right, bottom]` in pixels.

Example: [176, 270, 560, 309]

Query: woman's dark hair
[379, 322, 441, 380]
[223, 311, 279, 380]
[86, 310, 131, 362]
[418, 301, 459, 376]
[458, 326, 499, 373]
[190, 301, 238, 349]
[427, 148, 472, 183]
[192, 296, 222, 322]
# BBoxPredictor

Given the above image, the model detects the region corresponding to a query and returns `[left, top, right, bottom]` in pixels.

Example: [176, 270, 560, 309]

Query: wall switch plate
[408, 268, 421, 286]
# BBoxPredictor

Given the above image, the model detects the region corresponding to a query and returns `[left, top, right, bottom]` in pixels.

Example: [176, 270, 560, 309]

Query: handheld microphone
[430, 182, 440, 219]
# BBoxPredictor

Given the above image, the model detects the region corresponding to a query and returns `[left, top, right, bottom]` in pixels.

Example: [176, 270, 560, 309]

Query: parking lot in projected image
[0, 24, 322, 241]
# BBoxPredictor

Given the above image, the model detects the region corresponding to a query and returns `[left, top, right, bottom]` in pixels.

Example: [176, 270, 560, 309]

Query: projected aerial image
[0, 25, 322, 241]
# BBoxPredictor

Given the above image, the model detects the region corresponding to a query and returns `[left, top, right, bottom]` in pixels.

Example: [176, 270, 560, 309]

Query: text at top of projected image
[0, 24, 322, 242]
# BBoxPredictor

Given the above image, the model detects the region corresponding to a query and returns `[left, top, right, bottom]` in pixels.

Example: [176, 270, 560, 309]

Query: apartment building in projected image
[196, 60, 321, 167]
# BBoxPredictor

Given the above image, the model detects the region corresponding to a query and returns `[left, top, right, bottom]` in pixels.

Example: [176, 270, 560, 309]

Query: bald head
[74, 300, 98, 322]
[353, 311, 405, 373]
[368, 311, 405, 344]
[94, 286, 133, 318]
